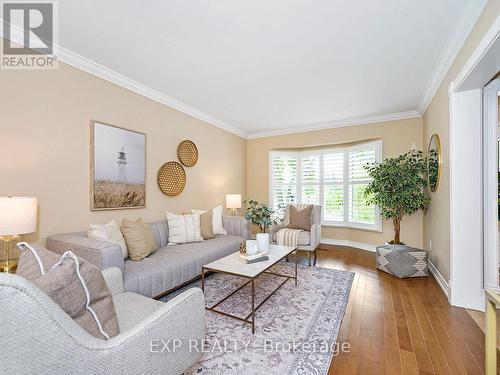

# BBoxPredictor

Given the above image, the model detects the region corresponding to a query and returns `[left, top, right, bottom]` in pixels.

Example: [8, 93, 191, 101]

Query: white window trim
[269, 140, 382, 232]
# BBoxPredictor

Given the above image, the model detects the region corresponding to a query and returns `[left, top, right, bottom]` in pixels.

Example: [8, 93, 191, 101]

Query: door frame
[449, 14, 500, 310]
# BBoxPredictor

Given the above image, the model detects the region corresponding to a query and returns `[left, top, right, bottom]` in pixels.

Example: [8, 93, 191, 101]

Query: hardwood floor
[302, 245, 495, 375]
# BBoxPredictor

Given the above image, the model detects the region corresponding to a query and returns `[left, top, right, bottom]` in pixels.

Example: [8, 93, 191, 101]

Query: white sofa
[0, 266, 205, 375]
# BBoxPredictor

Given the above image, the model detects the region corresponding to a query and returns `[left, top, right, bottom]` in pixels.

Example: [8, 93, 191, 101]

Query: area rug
[163, 262, 354, 375]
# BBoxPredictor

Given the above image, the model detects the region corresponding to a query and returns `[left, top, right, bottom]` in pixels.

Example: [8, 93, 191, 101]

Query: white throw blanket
[276, 228, 303, 248]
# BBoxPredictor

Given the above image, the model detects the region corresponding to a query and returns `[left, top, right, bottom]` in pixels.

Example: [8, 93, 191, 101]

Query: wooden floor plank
[316, 244, 490, 375]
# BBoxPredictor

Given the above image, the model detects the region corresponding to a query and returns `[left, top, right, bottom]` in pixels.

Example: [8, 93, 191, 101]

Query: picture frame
[90, 121, 146, 210]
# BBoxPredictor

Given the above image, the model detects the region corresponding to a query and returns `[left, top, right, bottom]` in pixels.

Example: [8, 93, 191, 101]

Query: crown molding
[57, 48, 248, 138]
[416, 0, 487, 114]
[453, 13, 500, 92]
[246, 110, 421, 139]
[0, 21, 248, 139]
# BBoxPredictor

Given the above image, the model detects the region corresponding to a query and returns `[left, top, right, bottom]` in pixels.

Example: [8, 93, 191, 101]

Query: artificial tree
[364, 150, 430, 244]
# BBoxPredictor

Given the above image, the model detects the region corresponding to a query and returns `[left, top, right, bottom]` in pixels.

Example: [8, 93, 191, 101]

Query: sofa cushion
[112, 292, 164, 332]
[16, 243, 119, 340]
[121, 218, 157, 261]
[149, 220, 169, 249]
[167, 212, 204, 244]
[272, 230, 311, 246]
[123, 235, 243, 297]
[200, 211, 215, 240]
[88, 219, 128, 258]
[288, 205, 313, 230]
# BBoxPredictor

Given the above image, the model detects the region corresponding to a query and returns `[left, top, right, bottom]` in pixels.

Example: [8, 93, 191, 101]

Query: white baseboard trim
[428, 260, 451, 301]
[320, 238, 377, 252]
[321, 237, 451, 300]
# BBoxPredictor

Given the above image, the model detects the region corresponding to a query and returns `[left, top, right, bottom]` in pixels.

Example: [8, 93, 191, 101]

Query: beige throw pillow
[288, 204, 313, 231]
[87, 219, 128, 258]
[16, 242, 119, 340]
[121, 218, 157, 261]
[167, 212, 204, 244]
[192, 205, 227, 235]
[200, 211, 215, 240]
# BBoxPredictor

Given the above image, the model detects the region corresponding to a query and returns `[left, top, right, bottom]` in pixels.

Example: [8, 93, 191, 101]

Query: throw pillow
[192, 205, 227, 235]
[288, 204, 313, 231]
[183, 211, 214, 240]
[121, 218, 157, 261]
[200, 210, 215, 240]
[167, 212, 204, 244]
[16, 242, 119, 340]
[87, 219, 128, 258]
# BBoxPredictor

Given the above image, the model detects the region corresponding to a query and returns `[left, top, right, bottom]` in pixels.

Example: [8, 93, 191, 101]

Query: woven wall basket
[177, 140, 198, 167]
[157, 161, 186, 196]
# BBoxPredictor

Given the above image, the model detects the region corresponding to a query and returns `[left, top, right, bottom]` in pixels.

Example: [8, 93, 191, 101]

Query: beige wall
[246, 118, 424, 248]
[0, 61, 246, 256]
[422, 0, 500, 282]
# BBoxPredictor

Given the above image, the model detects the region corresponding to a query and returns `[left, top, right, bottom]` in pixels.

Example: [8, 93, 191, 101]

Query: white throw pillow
[192, 205, 227, 235]
[87, 219, 128, 259]
[167, 212, 204, 245]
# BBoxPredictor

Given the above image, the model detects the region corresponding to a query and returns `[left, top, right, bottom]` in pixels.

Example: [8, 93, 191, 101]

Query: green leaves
[243, 199, 281, 233]
[363, 150, 431, 242]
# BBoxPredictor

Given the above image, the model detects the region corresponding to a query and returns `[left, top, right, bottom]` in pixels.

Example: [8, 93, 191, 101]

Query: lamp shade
[0, 197, 38, 236]
[225, 194, 242, 209]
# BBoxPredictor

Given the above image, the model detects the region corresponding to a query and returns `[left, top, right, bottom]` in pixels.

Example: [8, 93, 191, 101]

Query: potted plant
[364, 150, 430, 245]
[243, 199, 280, 254]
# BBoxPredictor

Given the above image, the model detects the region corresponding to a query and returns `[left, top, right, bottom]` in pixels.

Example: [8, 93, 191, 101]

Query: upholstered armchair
[269, 204, 322, 266]
[0, 267, 205, 375]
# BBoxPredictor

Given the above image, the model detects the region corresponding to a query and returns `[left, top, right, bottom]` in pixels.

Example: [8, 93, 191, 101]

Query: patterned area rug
[163, 262, 354, 375]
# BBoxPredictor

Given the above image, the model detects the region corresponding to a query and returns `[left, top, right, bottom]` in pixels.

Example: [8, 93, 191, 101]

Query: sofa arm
[47, 233, 124, 273]
[222, 216, 251, 239]
[102, 267, 125, 296]
[114, 287, 205, 373]
[310, 223, 321, 249]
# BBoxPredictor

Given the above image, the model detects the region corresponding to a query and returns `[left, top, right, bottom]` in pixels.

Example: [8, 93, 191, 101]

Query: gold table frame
[201, 250, 298, 334]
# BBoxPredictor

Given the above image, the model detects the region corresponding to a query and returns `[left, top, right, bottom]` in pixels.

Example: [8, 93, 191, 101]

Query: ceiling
[56, 0, 484, 138]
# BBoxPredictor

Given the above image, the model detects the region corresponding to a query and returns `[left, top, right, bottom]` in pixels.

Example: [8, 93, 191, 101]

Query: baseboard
[321, 237, 451, 300]
[320, 238, 376, 252]
[428, 260, 451, 301]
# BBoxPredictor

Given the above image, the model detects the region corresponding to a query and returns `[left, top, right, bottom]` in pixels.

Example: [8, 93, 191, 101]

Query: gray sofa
[0, 266, 205, 375]
[47, 216, 251, 298]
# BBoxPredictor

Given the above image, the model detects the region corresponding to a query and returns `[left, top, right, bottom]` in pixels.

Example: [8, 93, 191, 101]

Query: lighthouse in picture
[117, 147, 127, 183]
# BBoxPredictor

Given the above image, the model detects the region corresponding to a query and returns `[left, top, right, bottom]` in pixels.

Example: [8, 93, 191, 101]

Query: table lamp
[226, 194, 241, 216]
[0, 197, 37, 273]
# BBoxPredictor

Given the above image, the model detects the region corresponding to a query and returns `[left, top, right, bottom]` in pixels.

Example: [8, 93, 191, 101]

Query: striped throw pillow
[167, 212, 204, 245]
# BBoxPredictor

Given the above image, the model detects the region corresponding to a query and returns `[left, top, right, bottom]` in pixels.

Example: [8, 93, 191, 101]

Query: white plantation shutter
[348, 146, 378, 226]
[323, 151, 344, 222]
[270, 153, 298, 210]
[269, 140, 381, 230]
[300, 153, 320, 205]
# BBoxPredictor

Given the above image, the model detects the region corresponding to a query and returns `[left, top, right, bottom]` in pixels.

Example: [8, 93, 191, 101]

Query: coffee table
[201, 244, 297, 334]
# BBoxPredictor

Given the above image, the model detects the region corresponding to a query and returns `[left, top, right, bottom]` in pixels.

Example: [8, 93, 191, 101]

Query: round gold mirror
[428, 134, 441, 192]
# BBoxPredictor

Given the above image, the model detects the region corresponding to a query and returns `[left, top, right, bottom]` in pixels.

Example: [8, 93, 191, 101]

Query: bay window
[269, 140, 382, 231]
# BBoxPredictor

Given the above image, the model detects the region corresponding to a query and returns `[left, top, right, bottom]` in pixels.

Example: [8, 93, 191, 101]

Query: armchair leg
[308, 252, 311, 266]
[313, 250, 317, 266]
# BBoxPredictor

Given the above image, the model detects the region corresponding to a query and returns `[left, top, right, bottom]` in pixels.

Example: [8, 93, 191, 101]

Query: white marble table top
[203, 244, 296, 278]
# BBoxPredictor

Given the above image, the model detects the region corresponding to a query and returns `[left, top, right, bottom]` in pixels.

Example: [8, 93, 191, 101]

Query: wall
[246, 117, 424, 248]
[423, 0, 500, 282]
[0, 61, 246, 256]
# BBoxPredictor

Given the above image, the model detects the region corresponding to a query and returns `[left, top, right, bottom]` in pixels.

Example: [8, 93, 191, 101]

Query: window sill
[322, 223, 383, 233]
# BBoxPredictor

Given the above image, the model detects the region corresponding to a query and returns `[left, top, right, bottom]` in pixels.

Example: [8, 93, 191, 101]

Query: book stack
[240, 252, 269, 264]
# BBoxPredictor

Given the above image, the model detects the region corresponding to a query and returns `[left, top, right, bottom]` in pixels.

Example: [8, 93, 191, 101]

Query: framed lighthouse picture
[90, 121, 146, 210]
